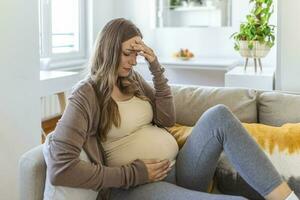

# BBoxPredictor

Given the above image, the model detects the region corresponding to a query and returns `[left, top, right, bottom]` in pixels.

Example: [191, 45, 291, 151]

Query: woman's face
[117, 36, 141, 77]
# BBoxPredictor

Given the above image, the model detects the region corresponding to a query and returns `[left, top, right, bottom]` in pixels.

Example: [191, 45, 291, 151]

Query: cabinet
[225, 66, 275, 90]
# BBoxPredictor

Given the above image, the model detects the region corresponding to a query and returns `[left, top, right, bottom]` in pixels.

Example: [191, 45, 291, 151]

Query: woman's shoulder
[69, 77, 98, 106]
[72, 76, 92, 90]
[72, 77, 95, 94]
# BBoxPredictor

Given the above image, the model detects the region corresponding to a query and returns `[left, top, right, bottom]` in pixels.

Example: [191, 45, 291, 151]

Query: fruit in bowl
[173, 48, 194, 60]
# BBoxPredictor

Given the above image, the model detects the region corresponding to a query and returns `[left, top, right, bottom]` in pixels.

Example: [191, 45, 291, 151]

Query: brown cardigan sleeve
[134, 58, 176, 127]
[43, 82, 149, 191]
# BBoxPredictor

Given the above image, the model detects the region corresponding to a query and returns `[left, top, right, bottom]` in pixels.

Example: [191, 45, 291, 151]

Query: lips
[123, 68, 131, 72]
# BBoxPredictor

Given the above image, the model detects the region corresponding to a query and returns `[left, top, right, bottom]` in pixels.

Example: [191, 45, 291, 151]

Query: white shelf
[40, 70, 82, 97]
[172, 6, 218, 12]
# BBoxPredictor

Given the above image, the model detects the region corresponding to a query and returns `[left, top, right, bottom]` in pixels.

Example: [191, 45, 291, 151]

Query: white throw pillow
[43, 141, 98, 200]
[216, 123, 300, 198]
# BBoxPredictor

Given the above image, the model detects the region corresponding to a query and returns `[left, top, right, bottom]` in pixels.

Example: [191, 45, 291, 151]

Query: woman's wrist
[148, 57, 164, 72]
[132, 159, 150, 185]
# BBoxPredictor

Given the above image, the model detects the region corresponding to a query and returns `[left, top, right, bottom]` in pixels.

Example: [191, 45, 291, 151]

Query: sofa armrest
[19, 145, 46, 200]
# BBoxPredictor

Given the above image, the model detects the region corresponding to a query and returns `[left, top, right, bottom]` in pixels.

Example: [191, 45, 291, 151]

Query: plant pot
[238, 40, 270, 58]
[238, 41, 271, 72]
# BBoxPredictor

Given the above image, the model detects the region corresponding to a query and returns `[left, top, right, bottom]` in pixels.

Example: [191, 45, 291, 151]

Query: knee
[207, 104, 232, 119]
[211, 104, 230, 112]
[196, 104, 234, 127]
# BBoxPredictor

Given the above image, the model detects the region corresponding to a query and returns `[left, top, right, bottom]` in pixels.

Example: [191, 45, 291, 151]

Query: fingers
[149, 160, 170, 180]
[130, 43, 152, 56]
[151, 159, 170, 170]
[137, 51, 153, 63]
[136, 40, 153, 53]
[153, 173, 168, 182]
[129, 40, 156, 62]
[141, 159, 172, 182]
[152, 166, 172, 182]
[142, 159, 170, 169]
[141, 159, 161, 164]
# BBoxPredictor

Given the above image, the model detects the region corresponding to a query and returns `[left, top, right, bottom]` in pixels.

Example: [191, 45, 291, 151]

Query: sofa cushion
[216, 153, 265, 200]
[43, 141, 98, 200]
[216, 123, 300, 198]
[165, 123, 193, 149]
[171, 85, 258, 126]
[258, 92, 300, 126]
[167, 122, 300, 198]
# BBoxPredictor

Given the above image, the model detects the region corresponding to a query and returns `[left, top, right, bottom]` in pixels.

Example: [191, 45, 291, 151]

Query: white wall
[277, 0, 300, 92]
[110, 0, 277, 67]
[153, 0, 245, 58]
[86, 0, 115, 58]
[0, 0, 40, 199]
[99, 0, 277, 86]
[91, 0, 114, 42]
[112, 0, 156, 45]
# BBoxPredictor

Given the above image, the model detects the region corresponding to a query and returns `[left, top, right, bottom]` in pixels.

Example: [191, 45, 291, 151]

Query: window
[39, 0, 86, 69]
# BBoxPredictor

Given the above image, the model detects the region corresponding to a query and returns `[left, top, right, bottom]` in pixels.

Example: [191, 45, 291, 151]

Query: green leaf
[255, 7, 263, 15]
[248, 41, 254, 50]
[232, 0, 274, 51]
[234, 43, 240, 51]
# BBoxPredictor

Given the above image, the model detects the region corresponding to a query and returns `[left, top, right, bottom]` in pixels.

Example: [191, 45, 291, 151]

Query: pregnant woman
[43, 18, 299, 200]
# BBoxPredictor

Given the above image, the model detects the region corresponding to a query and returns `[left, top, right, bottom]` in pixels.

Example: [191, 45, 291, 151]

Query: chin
[119, 70, 132, 77]
[118, 72, 130, 77]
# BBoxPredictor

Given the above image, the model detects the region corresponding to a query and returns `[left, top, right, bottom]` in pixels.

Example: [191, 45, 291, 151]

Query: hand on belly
[104, 126, 179, 167]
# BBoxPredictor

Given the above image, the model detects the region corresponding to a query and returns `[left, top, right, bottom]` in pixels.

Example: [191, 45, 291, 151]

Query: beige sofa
[19, 84, 300, 200]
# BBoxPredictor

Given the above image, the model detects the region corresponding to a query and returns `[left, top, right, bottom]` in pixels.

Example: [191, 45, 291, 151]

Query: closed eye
[123, 50, 137, 57]
[123, 52, 130, 56]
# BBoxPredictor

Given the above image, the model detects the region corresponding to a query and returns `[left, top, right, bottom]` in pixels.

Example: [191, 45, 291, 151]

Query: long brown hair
[89, 18, 149, 141]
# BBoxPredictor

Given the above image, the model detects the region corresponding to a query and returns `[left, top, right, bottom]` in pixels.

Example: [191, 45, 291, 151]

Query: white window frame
[39, 0, 87, 69]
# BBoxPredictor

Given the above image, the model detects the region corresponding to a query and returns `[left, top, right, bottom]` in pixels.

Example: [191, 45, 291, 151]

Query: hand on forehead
[130, 40, 147, 52]
[123, 37, 142, 51]
[134, 37, 143, 44]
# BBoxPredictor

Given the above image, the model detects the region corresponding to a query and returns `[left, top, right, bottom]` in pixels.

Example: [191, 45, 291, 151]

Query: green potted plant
[170, 0, 182, 9]
[231, 0, 275, 71]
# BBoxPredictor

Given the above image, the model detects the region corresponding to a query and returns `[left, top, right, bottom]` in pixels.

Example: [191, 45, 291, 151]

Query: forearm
[148, 58, 176, 127]
[44, 135, 149, 190]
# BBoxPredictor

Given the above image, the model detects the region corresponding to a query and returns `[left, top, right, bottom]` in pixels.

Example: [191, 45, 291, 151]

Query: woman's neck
[111, 85, 133, 101]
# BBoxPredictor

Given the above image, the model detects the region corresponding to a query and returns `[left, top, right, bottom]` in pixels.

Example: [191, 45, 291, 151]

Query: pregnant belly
[103, 125, 179, 167]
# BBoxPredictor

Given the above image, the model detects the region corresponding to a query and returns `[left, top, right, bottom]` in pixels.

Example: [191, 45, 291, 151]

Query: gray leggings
[110, 105, 283, 200]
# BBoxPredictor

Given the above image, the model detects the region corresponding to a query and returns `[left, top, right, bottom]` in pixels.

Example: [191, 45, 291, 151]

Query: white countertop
[39, 57, 240, 97]
[40, 70, 82, 97]
[137, 57, 239, 71]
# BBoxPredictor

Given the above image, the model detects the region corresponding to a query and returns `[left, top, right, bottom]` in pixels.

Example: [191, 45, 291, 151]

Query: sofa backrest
[170, 84, 300, 126]
[170, 85, 258, 126]
[258, 91, 300, 126]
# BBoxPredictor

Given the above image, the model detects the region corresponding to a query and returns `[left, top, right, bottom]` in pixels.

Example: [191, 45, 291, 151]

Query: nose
[130, 54, 137, 66]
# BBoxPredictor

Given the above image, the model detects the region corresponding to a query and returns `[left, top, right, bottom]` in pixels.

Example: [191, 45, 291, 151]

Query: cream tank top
[101, 96, 179, 167]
